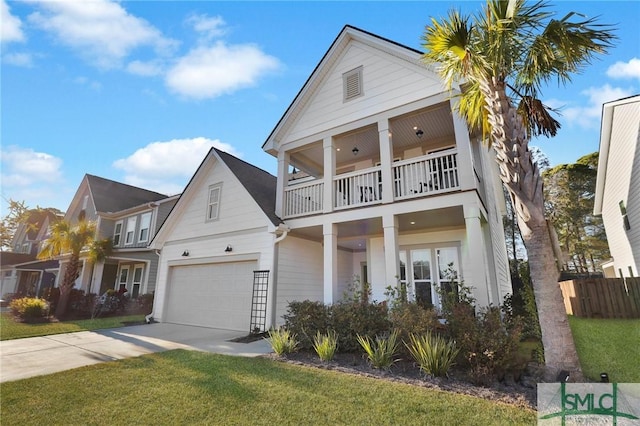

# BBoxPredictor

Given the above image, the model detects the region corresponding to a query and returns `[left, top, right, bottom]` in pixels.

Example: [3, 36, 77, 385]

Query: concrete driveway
[0, 323, 273, 383]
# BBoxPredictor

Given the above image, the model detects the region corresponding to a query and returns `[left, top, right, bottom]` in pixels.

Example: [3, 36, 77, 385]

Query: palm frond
[517, 96, 561, 138]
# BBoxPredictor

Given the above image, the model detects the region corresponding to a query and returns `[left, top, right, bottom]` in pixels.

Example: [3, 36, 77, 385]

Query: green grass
[569, 316, 640, 383]
[0, 350, 536, 425]
[0, 312, 145, 340]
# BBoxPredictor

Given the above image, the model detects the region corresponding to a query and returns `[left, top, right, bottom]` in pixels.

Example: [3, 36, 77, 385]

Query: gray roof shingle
[86, 174, 169, 213]
[214, 149, 281, 226]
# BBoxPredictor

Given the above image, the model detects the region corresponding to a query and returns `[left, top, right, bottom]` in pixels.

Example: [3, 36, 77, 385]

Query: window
[138, 213, 151, 243]
[132, 264, 144, 298]
[206, 184, 222, 221]
[125, 217, 137, 245]
[117, 266, 129, 292]
[343, 66, 363, 101]
[113, 221, 123, 246]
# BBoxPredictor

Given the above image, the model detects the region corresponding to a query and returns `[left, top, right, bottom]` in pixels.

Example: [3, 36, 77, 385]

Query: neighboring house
[594, 94, 640, 278]
[150, 26, 512, 333]
[0, 210, 60, 297]
[58, 174, 178, 297]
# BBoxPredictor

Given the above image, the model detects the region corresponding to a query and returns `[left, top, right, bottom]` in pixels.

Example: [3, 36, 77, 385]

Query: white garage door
[165, 261, 256, 331]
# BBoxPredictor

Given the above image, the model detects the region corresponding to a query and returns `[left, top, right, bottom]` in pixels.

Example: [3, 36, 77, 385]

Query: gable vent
[343, 66, 363, 101]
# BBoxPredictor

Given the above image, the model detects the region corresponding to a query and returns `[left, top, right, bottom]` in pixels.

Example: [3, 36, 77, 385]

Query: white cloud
[3, 52, 33, 67]
[27, 0, 178, 69]
[1, 0, 25, 44]
[558, 84, 635, 129]
[74, 76, 102, 91]
[187, 14, 226, 41]
[112, 137, 240, 194]
[606, 58, 640, 80]
[126, 59, 163, 76]
[165, 41, 280, 99]
[0, 146, 63, 187]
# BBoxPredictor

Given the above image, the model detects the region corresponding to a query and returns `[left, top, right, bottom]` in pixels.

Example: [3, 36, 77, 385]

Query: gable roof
[85, 174, 169, 213]
[213, 149, 281, 226]
[149, 148, 281, 249]
[262, 25, 426, 154]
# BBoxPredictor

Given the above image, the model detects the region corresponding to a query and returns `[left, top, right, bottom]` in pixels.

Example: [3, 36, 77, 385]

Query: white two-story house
[263, 26, 511, 311]
[149, 26, 512, 333]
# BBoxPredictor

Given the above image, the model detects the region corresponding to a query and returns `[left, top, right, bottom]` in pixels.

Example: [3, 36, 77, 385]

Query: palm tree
[422, 0, 615, 380]
[38, 217, 111, 318]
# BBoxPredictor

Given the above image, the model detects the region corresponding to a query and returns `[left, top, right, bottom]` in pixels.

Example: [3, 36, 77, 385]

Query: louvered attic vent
[343, 66, 363, 101]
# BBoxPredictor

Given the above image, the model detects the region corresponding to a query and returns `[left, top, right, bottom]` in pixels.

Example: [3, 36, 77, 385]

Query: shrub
[9, 297, 49, 321]
[312, 330, 338, 361]
[41, 287, 60, 314]
[357, 329, 400, 370]
[447, 305, 523, 386]
[69, 290, 97, 317]
[283, 301, 329, 350]
[389, 302, 440, 354]
[330, 301, 391, 352]
[266, 328, 299, 355]
[135, 293, 154, 313]
[406, 332, 459, 377]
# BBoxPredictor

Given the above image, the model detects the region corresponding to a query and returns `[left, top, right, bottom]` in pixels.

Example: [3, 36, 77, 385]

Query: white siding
[601, 101, 640, 276]
[169, 160, 269, 241]
[286, 42, 443, 143]
[152, 158, 277, 326]
[274, 236, 323, 325]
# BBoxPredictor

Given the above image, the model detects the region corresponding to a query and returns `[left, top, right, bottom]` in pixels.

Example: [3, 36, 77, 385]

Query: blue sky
[2, 1, 639, 213]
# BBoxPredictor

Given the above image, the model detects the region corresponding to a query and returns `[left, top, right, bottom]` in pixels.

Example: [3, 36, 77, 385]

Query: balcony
[282, 150, 460, 219]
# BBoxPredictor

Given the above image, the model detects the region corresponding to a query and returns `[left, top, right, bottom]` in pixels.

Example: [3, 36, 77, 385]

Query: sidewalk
[0, 323, 272, 383]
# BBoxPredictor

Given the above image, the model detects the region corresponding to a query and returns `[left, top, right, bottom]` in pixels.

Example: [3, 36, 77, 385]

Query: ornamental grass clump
[357, 329, 400, 370]
[266, 328, 299, 355]
[406, 332, 459, 378]
[312, 330, 338, 362]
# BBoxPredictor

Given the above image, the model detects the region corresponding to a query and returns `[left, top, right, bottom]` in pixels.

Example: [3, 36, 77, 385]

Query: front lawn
[0, 312, 145, 340]
[0, 350, 535, 425]
[569, 316, 640, 383]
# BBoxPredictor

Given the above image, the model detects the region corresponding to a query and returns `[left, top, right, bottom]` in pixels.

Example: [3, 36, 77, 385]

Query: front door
[399, 246, 460, 309]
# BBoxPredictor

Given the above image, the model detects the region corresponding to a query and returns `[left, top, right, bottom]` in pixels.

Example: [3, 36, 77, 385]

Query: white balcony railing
[282, 151, 459, 218]
[283, 180, 324, 218]
[334, 166, 382, 210]
[393, 151, 459, 200]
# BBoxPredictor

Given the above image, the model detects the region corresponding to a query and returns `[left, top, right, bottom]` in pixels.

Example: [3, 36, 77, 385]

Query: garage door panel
[165, 261, 256, 331]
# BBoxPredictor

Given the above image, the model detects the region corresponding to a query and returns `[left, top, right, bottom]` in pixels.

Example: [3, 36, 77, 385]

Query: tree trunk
[55, 253, 80, 318]
[523, 222, 583, 381]
[480, 77, 583, 381]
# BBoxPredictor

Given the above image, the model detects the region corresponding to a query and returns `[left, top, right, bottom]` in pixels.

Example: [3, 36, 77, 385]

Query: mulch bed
[263, 350, 539, 410]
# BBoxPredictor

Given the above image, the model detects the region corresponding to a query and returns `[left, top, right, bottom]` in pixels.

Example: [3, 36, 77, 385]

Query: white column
[275, 150, 290, 218]
[382, 214, 400, 289]
[323, 222, 338, 304]
[378, 119, 394, 204]
[91, 262, 105, 294]
[463, 205, 491, 307]
[323, 137, 335, 213]
[450, 99, 475, 191]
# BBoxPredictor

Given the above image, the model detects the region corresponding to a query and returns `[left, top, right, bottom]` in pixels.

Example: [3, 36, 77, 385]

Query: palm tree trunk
[523, 222, 582, 381]
[56, 254, 80, 318]
[481, 77, 582, 381]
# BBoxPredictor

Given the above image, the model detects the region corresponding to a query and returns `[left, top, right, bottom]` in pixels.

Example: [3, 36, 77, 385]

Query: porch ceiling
[287, 206, 465, 251]
[290, 102, 455, 176]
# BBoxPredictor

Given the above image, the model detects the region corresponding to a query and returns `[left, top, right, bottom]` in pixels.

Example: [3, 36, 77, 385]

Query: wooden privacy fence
[559, 278, 640, 319]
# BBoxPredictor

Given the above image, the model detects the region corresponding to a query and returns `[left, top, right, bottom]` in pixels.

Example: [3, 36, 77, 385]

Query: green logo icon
[538, 383, 640, 425]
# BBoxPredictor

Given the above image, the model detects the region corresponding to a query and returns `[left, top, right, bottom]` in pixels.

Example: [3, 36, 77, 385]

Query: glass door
[410, 249, 433, 308]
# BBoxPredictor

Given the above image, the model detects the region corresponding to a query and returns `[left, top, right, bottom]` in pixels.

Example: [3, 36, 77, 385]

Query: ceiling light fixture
[415, 129, 424, 138]
[352, 146, 359, 156]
